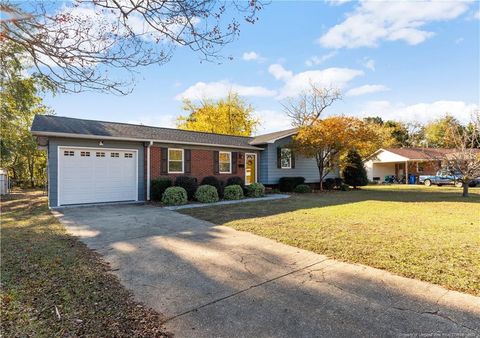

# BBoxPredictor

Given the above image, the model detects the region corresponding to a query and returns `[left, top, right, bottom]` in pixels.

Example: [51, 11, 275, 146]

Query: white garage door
[58, 147, 138, 205]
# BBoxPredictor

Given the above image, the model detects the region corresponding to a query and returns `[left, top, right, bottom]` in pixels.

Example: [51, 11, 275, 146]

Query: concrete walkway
[165, 194, 290, 210]
[54, 204, 480, 338]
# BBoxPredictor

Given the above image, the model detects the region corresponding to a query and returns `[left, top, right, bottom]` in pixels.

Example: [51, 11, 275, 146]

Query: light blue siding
[258, 136, 338, 185]
[47, 138, 145, 207]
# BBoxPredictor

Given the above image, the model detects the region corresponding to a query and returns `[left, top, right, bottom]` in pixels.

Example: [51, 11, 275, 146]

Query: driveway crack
[162, 258, 329, 323]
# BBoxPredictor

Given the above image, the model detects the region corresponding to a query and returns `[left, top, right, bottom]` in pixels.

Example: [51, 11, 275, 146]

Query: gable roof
[368, 147, 456, 161]
[249, 128, 298, 145]
[384, 147, 455, 160]
[31, 115, 262, 150]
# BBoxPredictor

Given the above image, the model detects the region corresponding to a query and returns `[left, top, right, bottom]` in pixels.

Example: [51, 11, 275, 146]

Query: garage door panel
[59, 148, 137, 205]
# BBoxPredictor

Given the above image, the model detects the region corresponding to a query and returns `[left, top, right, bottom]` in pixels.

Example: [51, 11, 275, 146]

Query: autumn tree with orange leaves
[293, 116, 379, 190]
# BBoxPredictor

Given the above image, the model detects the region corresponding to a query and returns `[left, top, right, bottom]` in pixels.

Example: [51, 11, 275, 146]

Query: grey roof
[31, 115, 262, 150]
[250, 128, 298, 145]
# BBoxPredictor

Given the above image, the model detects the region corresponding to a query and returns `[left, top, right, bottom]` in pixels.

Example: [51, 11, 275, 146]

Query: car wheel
[455, 181, 463, 188]
[424, 179, 432, 187]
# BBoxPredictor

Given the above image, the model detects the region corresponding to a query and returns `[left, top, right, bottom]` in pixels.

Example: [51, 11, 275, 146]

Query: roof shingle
[31, 115, 262, 150]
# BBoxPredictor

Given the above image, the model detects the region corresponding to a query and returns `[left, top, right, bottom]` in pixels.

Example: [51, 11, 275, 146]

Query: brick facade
[149, 146, 248, 183]
[394, 160, 442, 177]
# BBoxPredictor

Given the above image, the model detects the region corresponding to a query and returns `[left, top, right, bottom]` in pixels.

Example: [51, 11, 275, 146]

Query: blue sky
[44, 1, 480, 134]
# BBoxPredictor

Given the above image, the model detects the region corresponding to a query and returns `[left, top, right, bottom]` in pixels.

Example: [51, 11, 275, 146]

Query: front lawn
[179, 185, 480, 296]
[0, 191, 169, 337]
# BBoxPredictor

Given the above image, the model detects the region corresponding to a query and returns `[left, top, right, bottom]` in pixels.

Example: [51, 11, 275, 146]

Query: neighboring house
[31, 115, 336, 207]
[364, 148, 454, 183]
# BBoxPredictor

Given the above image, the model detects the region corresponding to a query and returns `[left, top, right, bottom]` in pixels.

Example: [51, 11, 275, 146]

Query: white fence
[0, 172, 9, 195]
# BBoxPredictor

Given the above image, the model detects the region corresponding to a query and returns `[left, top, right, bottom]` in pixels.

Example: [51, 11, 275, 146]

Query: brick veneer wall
[149, 146, 247, 183]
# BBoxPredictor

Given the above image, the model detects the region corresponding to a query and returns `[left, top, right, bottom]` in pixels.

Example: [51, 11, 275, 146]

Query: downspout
[146, 141, 153, 201]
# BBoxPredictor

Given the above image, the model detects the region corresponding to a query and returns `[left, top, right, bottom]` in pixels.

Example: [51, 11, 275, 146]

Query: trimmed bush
[225, 176, 245, 189]
[224, 185, 244, 200]
[334, 177, 344, 189]
[270, 188, 281, 194]
[195, 185, 219, 203]
[162, 187, 187, 206]
[150, 178, 172, 201]
[323, 178, 336, 190]
[340, 183, 350, 191]
[294, 184, 311, 193]
[174, 176, 198, 200]
[201, 176, 224, 198]
[245, 183, 265, 198]
[278, 177, 305, 192]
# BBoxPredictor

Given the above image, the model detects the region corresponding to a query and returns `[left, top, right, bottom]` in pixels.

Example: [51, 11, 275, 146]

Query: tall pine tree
[342, 150, 368, 189]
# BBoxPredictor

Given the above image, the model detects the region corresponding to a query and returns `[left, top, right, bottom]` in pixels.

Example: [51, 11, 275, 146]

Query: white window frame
[280, 148, 292, 169]
[219, 151, 232, 174]
[168, 148, 184, 174]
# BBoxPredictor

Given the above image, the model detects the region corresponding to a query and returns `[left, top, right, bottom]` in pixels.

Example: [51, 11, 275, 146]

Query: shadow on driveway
[54, 204, 480, 338]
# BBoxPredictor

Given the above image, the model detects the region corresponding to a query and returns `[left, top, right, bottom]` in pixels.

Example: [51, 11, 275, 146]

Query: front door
[245, 153, 257, 185]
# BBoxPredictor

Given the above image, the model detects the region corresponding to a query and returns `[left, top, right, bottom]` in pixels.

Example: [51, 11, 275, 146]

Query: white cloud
[358, 100, 479, 123]
[175, 80, 276, 100]
[242, 51, 260, 61]
[318, 1, 471, 48]
[254, 110, 293, 134]
[305, 51, 337, 66]
[346, 84, 389, 96]
[363, 58, 375, 71]
[128, 115, 177, 128]
[473, 10, 480, 20]
[268, 64, 363, 99]
[327, 0, 352, 5]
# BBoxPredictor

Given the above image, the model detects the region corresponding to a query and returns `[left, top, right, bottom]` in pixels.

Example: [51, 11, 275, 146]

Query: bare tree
[0, 0, 264, 94]
[443, 112, 480, 197]
[282, 83, 341, 126]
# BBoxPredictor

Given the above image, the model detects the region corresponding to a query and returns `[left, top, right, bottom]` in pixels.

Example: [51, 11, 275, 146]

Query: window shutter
[291, 150, 295, 169]
[213, 151, 219, 174]
[232, 152, 238, 174]
[277, 147, 281, 168]
[184, 149, 191, 174]
[161, 148, 168, 174]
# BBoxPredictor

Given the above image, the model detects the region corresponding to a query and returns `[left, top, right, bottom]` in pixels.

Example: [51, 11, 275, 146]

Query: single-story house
[364, 147, 454, 183]
[31, 115, 336, 207]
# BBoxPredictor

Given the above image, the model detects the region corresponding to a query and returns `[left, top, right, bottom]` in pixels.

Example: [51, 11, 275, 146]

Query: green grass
[180, 185, 480, 296]
[0, 191, 169, 337]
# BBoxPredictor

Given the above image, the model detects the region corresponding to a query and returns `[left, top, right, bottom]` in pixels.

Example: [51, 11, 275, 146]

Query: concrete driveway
[54, 204, 480, 337]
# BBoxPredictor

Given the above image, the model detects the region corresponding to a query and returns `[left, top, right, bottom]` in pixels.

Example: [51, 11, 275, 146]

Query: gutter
[146, 140, 153, 201]
[31, 131, 263, 151]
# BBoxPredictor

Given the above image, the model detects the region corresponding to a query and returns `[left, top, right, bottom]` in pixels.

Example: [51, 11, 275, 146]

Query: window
[168, 148, 184, 173]
[96, 152, 105, 157]
[80, 151, 90, 157]
[416, 162, 425, 173]
[64, 150, 74, 156]
[110, 152, 119, 158]
[280, 148, 292, 169]
[124, 153, 133, 158]
[219, 152, 231, 174]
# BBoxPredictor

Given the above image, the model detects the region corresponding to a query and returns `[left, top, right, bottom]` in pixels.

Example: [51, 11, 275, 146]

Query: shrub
[270, 188, 281, 194]
[342, 150, 368, 189]
[162, 187, 187, 206]
[174, 176, 198, 200]
[340, 183, 350, 191]
[245, 183, 265, 198]
[195, 185, 219, 203]
[225, 176, 245, 189]
[201, 176, 224, 198]
[150, 178, 172, 201]
[278, 177, 305, 192]
[323, 178, 336, 190]
[294, 184, 311, 193]
[334, 178, 344, 189]
[223, 185, 244, 200]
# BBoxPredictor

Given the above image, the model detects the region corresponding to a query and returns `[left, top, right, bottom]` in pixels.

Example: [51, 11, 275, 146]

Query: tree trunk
[462, 181, 469, 198]
[318, 166, 324, 191]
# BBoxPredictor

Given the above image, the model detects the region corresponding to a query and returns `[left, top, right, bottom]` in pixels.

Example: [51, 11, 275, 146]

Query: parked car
[419, 170, 464, 187]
